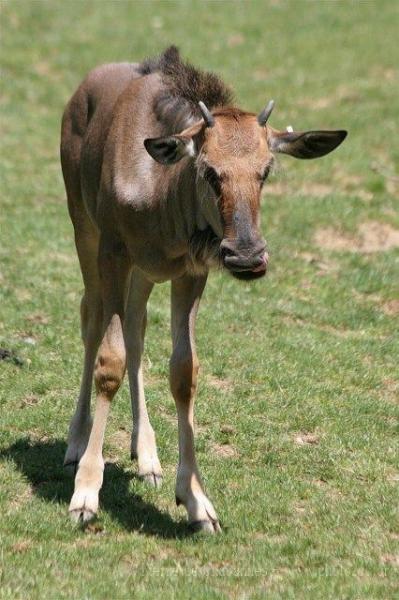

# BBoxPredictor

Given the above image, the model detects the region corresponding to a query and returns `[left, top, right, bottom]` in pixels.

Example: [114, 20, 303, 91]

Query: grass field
[1, 1, 398, 598]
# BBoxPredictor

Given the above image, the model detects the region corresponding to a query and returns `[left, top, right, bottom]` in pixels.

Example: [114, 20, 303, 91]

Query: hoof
[175, 486, 220, 533]
[69, 487, 99, 525]
[189, 519, 222, 534]
[140, 473, 163, 489]
[69, 508, 96, 525]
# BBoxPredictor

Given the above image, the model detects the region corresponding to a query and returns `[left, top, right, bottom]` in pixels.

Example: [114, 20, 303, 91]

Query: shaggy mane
[139, 46, 234, 131]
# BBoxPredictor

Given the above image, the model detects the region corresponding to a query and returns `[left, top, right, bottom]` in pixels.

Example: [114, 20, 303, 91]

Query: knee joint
[95, 352, 125, 397]
[170, 354, 199, 401]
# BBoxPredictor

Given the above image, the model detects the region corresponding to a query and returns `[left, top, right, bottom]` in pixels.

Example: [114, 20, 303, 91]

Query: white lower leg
[175, 401, 220, 532]
[69, 394, 110, 522]
[129, 362, 162, 485]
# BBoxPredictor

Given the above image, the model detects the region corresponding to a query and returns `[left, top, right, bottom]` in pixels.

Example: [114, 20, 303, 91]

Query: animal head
[144, 101, 347, 280]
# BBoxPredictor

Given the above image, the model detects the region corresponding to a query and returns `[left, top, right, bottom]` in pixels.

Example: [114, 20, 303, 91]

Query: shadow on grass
[0, 438, 189, 539]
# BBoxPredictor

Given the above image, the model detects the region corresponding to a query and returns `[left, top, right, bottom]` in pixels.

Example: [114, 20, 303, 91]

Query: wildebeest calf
[60, 46, 346, 532]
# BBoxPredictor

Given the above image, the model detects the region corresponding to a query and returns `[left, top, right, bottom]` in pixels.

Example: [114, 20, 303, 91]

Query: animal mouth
[230, 266, 267, 280]
[189, 228, 268, 280]
[225, 252, 268, 281]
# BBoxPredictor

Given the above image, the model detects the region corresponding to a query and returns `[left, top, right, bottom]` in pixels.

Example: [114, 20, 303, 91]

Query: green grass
[1, 1, 398, 598]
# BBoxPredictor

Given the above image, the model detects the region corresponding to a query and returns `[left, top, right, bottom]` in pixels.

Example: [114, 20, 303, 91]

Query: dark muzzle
[220, 238, 268, 280]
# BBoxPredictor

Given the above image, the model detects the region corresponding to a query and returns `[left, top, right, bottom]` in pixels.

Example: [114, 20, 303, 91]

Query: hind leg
[64, 228, 102, 471]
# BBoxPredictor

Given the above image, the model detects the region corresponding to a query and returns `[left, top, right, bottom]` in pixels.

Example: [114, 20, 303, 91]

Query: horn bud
[257, 100, 275, 126]
[198, 101, 215, 127]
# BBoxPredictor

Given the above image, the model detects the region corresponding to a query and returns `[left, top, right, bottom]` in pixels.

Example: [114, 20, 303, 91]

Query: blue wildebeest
[60, 46, 346, 532]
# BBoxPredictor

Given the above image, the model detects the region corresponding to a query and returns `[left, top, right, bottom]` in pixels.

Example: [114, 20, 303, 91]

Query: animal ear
[144, 135, 196, 165]
[268, 128, 347, 159]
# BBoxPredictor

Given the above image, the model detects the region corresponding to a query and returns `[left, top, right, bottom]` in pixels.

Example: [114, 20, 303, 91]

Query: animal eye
[203, 166, 221, 196]
[259, 166, 270, 184]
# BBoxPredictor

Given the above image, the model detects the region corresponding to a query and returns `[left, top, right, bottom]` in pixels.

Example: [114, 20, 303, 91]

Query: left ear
[144, 135, 196, 165]
[268, 128, 347, 159]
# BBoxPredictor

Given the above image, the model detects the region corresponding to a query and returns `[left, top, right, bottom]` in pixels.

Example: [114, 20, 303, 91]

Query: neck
[163, 160, 223, 273]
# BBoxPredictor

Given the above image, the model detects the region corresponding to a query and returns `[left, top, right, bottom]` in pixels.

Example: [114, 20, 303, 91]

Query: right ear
[144, 135, 196, 165]
[268, 128, 347, 159]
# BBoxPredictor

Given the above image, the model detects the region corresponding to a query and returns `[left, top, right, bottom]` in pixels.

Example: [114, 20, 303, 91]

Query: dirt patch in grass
[15, 288, 32, 302]
[109, 428, 131, 451]
[220, 424, 236, 435]
[207, 374, 233, 392]
[334, 172, 364, 189]
[382, 299, 399, 316]
[369, 66, 397, 82]
[381, 554, 399, 567]
[25, 313, 50, 325]
[212, 442, 238, 458]
[15, 331, 38, 345]
[314, 221, 399, 253]
[386, 470, 399, 482]
[293, 502, 308, 515]
[227, 33, 245, 47]
[294, 433, 320, 446]
[381, 379, 399, 405]
[353, 291, 399, 318]
[11, 540, 33, 553]
[358, 222, 399, 250]
[317, 323, 367, 339]
[84, 522, 105, 535]
[19, 394, 40, 408]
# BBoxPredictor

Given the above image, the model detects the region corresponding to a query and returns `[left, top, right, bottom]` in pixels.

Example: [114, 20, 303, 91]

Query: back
[60, 62, 141, 221]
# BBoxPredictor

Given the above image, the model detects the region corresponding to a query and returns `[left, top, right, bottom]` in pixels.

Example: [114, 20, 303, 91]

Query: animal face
[195, 108, 272, 280]
[144, 103, 347, 280]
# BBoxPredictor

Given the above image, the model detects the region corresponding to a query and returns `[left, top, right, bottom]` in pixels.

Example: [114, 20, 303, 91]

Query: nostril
[220, 238, 268, 270]
[220, 240, 237, 260]
[222, 247, 235, 258]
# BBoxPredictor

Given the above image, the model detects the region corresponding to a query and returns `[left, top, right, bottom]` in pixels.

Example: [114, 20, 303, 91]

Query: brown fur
[140, 45, 233, 131]
[61, 48, 346, 530]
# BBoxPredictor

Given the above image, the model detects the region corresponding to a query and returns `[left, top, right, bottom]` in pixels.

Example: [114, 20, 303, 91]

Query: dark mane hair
[139, 46, 234, 131]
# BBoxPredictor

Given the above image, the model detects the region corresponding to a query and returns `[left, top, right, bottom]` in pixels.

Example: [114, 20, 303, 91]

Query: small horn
[257, 99, 275, 126]
[198, 101, 215, 127]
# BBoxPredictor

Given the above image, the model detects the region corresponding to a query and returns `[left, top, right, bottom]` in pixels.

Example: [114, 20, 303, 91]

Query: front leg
[69, 236, 130, 523]
[124, 269, 162, 487]
[170, 274, 221, 533]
